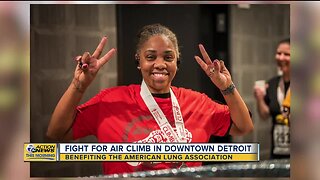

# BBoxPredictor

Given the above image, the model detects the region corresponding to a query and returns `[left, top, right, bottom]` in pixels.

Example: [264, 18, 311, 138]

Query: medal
[140, 80, 187, 142]
[179, 162, 187, 169]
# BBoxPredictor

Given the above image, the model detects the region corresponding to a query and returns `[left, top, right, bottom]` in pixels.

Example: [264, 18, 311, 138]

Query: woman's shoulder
[267, 76, 281, 86]
[172, 86, 223, 107]
[172, 86, 208, 99]
[98, 84, 140, 97]
[78, 85, 139, 109]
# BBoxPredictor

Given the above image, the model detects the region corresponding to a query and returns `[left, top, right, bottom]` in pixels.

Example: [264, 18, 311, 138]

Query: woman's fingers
[74, 55, 82, 62]
[98, 48, 117, 68]
[194, 55, 208, 72]
[92, 36, 107, 59]
[219, 60, 224, 70]
[199, 44, 213, 65]
[195, 44, 232, 90]
[82, 52, 91, 64]
[80, 52, 91, 71]
[75, 38, 116, 73]
[213, 59, 220, 73]
[197, 44, 221, 76]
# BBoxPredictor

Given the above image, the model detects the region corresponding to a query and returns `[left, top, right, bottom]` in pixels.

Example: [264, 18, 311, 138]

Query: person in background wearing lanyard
[254, 38, 290, 159]
[47, 24, 253, 175]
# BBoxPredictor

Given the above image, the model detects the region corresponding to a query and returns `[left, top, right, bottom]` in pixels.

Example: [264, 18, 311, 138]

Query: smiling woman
[47, 23, 253, 175]
[138, 35, 178, 93]
[135, 24, 180, 94]
[254, 38, 290, 159]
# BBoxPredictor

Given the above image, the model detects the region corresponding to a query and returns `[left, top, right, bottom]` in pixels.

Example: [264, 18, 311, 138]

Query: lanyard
[140, 80, 187, 142]
[277, 77, 290, 112]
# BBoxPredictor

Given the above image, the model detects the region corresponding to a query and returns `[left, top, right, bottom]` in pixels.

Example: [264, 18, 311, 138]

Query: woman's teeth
[153, 73, 166, 77]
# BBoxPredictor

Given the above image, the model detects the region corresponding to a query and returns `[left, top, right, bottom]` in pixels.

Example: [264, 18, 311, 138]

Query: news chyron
[24, 143, 57, 161]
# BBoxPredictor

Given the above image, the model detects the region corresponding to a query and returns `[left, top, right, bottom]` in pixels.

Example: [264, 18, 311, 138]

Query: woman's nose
[277, 53, 286, 61]
[154, 58, 166, 69]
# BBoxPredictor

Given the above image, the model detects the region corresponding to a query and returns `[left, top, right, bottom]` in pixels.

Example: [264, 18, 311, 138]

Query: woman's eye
[165, 56, 173, 61]
[146, 55, 155, 60]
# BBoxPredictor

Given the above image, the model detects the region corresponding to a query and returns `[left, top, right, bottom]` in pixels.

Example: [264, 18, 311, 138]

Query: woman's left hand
[194, 44, 233, 90]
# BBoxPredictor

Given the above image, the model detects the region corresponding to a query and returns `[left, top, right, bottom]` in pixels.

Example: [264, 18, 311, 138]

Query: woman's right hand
[253, 84, 268, 101]
[73, 37, 116, 93]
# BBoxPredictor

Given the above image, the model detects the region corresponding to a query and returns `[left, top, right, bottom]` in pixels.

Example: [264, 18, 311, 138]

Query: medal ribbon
[140, 80, 187, 142]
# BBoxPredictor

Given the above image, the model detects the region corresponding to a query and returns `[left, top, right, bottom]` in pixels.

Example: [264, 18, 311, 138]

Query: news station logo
[24, 143, 57, 161]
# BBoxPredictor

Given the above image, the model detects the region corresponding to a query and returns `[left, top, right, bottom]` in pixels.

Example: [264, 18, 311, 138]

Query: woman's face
[138, 35, 178, 93]
[275, 42, 290, 74]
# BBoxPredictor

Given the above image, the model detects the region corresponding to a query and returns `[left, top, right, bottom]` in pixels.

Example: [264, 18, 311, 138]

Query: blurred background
[1, 1, 319, 180]
[0, 1, 30, 180]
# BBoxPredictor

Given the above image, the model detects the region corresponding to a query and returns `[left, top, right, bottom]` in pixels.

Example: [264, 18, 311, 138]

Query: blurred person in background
[254, 38, 290, 159]
[47, 23, 253, 175]
[0, 2, 29, 179]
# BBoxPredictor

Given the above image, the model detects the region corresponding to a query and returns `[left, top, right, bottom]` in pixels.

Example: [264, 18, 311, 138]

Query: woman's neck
[147, 86, 170, 94]
[283, 72, 290, 82]
[152, 92, 171, 98]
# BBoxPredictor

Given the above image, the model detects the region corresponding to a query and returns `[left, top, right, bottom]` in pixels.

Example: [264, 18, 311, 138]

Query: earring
[137, 66, 141, 70]
[135, 54, 140, 60]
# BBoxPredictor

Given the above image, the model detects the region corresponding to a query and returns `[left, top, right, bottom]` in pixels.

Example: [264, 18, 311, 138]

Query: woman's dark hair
[279, 38, 290, 45]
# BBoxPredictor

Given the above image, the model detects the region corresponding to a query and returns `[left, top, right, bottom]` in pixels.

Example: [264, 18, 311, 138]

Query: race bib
[273, 124, 290, 155]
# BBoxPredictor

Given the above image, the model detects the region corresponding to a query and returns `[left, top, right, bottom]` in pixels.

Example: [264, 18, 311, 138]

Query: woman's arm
[254, 86, 270, 120]
[47, 37, 116, 141]
[46, 79, 85, 141]
[222, 87, 254, 136]
[194, 44, 253, 136]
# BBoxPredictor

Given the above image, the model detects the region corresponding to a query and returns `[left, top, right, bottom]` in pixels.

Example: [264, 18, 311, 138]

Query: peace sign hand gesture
[194, 44, 233, 91]
[73, 37, 116, 93]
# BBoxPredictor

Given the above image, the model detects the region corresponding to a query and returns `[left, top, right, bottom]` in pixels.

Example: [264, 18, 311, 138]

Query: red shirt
[73, 84, 231, 174]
